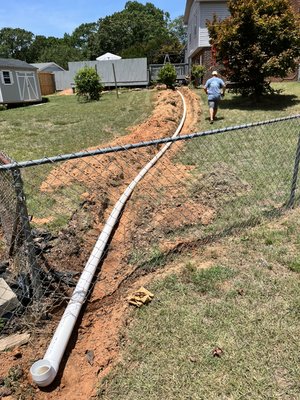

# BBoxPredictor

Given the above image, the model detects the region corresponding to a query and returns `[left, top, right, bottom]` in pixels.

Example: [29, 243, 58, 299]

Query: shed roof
[30, 62, 65, 71]
[0, 58, 37, 70]
[96, 52, 122, 61]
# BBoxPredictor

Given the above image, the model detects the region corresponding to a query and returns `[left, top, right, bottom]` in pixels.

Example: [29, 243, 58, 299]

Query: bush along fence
[0, 114, 299, 342]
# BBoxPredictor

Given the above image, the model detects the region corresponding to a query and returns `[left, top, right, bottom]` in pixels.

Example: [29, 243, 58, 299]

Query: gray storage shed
[30, 62, 65, 73]
[0, 58, 42, 104]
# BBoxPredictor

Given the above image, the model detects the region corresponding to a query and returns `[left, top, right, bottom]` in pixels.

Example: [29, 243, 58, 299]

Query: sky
[0, 0, 187, 38]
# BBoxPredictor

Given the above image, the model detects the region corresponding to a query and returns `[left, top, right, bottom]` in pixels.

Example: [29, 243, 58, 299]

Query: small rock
[85, 350, 94, 365]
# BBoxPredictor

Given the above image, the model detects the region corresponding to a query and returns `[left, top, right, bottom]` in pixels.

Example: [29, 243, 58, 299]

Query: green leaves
[157, 63, 177, 89]
[93, 2, 182, 64]
[74, 66, 103, 102]
[1, 2, 185, 66]
[208, 0, 300, 96]
[0, 28, 34, 61]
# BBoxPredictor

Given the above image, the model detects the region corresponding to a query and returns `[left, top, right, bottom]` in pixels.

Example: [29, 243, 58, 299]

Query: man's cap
[212, 70, 218, 75]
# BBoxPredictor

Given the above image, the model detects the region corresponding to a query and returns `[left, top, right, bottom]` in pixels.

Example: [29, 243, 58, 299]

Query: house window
[1, 71, 13, 85]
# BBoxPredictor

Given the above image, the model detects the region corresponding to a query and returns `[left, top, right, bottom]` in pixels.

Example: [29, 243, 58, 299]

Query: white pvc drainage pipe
[30, 90, 187, 387]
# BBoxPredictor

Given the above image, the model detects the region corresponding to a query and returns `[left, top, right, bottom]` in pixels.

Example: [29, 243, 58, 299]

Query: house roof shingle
[30, 62, 65, 71]
[0, 58, 37, 70]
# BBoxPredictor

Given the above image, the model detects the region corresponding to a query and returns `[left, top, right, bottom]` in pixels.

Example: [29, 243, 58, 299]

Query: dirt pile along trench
[0, 87, 203, 400]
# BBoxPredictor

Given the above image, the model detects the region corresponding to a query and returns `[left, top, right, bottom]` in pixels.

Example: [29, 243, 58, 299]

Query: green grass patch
[197, 82, 300, 130]
[181, 264, 236, 294]
[98, 212, 300, 400]
[0, 90, 154, 162]
[0, 90, 155, 231]
[287, 259, 300, 273]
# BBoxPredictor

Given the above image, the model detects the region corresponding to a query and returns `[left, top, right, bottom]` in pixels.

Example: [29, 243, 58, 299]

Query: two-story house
[184, 0, 229, 70]
[184, 0, 300, 78]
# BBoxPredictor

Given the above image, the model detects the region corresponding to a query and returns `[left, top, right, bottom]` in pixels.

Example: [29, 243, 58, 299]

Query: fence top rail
[0, 114, 299, 171]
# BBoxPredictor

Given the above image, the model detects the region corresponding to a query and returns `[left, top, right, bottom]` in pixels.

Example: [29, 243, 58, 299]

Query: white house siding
[186, 0, 228, 60]
[199, 2, 229, 47]
[187, 2, 200, 59]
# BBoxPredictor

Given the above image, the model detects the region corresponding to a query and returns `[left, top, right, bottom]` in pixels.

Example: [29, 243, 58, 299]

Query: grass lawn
[99, 211, 300, 400]
[97, 83, 300, 399]
[0, 89, 155, 230]
[198, 82, 300, 129]
[0, 89, 154, 162]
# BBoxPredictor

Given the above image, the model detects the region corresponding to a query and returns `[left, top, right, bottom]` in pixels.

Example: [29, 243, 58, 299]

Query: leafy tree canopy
[168, 16, 187, 46]
[93, 1, 183, 63]
[208, 0, 300, 96]
[0, 2, 185, 67]
[0, 27, 34, 61]
[66, 22, 99, 59]
[37, 40, 84, 70]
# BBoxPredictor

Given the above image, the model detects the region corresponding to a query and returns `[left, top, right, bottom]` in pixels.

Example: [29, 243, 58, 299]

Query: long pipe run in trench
[30, 90, 187, 387]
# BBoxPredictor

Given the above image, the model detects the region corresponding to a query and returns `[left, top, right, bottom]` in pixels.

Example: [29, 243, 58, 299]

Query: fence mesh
[0, 116, 299, 340]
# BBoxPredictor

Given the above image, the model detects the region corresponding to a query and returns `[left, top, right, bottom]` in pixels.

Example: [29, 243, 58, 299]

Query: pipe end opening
[30, 359, 56, 387]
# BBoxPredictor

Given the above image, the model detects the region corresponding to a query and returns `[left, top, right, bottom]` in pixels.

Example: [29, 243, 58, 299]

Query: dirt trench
[0, 87, 203, 400]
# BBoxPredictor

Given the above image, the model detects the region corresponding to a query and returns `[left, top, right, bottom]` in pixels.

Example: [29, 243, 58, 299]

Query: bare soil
[0, 87, 204, 400]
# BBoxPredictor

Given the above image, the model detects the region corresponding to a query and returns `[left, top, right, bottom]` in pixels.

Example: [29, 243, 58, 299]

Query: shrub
[157, 63, 177, 89]
[191, 64, 206, 86]
[74, 66, 103, 101]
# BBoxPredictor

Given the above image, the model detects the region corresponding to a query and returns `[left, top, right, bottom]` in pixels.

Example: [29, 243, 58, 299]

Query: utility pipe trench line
[30, 90, 187, 387]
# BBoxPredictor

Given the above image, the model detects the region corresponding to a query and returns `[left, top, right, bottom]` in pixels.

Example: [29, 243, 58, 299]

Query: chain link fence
[0, 115, 299, 340]
[0, 153, 42, 332]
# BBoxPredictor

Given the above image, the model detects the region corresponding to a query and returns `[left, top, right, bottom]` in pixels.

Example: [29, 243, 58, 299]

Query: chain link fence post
[0, 152, 42, 307]
[11, 168, 42, 301]
[287, 133, 300, 208]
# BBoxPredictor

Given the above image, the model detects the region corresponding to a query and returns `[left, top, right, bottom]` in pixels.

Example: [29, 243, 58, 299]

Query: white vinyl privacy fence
[54, 58, 149, 90]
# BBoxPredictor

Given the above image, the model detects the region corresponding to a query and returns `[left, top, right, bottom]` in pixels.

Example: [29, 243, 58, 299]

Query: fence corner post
[287, 133, 300, 209]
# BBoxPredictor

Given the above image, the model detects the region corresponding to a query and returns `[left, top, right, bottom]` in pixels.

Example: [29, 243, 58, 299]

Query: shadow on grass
[222, 93, 300, 111]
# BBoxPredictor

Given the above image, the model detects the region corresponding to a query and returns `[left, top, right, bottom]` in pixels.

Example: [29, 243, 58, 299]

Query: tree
[37, 40, 83, 69]
[68, 22, 99, 59]
[208, 0, 300, 96]
[93, 1, 181, 63]
[168, 16, 187, 46]
[74, 66, 103, 101]
[27, 35, 49, 62]
[0, 28, 34, 61]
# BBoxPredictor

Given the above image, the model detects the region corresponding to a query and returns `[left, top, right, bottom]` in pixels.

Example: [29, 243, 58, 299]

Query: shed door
[16, 72, 39, 101]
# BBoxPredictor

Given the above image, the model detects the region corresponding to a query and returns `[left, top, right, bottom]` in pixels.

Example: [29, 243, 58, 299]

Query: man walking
[204, 70, 226, 124]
